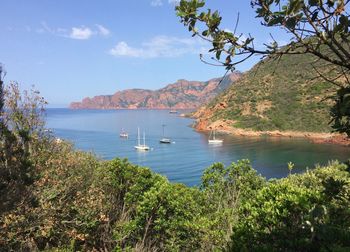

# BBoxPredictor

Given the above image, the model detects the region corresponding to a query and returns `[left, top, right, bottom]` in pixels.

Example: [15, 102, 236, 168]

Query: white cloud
[168, 0, 180, 4]
[109, 35, 209, 58]
[151, 0, 179, 6]
[38, 22, 111, 40]
[151, 0, 163, 6]
[96, 24, 110, 36]
[110, 41, 143, 57]
[69, 27, 93, 40]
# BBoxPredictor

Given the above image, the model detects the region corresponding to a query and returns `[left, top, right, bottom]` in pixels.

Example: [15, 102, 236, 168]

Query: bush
[230, 162, 350, 251]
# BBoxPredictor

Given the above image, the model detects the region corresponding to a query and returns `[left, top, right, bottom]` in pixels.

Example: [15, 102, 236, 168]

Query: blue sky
[0, 0, 290, 107]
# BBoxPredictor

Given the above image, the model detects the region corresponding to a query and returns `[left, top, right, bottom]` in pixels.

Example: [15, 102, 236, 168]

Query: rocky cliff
[69, 72, 241, 109]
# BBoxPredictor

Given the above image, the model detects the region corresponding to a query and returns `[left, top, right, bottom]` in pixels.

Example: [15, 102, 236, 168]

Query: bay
[46, 108, 350, 186]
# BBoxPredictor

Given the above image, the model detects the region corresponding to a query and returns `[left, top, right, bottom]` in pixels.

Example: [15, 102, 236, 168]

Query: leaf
[308, 0, 319, 6]
[267, 16, 284, 26]
[339, 15, 349, 30]
[225, 55, 231, 64]
[287, 0, 304, 15]
[202, 30, 209, 36]
[285, 17, 297, 29]
[327, 0, 335, 7]
[215, 50, 221, 60]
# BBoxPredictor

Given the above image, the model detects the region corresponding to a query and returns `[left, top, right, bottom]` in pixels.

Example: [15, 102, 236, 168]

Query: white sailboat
[208, 130, 223, 144]
[134, 127, 150, 151]
[119, 128, 128, 138]
[160, 124, 171, 144]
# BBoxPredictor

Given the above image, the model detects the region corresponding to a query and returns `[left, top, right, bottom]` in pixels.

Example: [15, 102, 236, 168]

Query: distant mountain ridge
[69, 72, 242, 109]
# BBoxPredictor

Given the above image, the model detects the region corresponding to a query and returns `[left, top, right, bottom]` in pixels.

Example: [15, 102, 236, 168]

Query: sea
[46, 108, 350, 186]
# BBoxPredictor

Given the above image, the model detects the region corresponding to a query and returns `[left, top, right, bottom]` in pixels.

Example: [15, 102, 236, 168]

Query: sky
[0, 0, 291, 107]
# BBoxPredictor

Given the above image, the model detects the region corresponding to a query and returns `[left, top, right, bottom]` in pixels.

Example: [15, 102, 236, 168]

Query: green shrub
[230, 162, 350, 251]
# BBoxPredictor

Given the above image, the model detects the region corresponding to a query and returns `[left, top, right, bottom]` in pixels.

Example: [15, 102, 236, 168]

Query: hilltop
[193, 51, 349, 144]
[69, 72, 241, 109]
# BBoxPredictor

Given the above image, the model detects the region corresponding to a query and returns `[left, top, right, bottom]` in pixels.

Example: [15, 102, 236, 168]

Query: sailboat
[160, 124, 171, 144]
[119, 128, 128, 138]
[169, 105, 177, 114]
[134, 127, 150, 151]
[208, 130, 223, 144]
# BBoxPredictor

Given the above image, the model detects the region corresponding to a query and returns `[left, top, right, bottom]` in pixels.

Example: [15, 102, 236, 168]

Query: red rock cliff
[69, 72, 241, 109]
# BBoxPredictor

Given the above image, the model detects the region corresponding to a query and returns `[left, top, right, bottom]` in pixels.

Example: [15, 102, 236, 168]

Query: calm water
[46, 109, 350, 186]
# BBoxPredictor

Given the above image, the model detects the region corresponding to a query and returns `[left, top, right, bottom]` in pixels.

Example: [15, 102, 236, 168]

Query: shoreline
[68, 107, 197, 111]
[194, 118, 350, 146]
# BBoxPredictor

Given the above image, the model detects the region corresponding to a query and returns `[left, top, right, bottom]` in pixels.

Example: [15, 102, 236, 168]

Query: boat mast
[143, 131, 146, 146]
[162, 124, 165, 137]
[137, 127, 140, 146]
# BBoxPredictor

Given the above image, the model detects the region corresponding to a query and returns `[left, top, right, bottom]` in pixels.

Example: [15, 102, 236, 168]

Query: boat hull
[208, 139, 223, 144]
[160, 138, 171, 144]
[134, 145, 150, 151]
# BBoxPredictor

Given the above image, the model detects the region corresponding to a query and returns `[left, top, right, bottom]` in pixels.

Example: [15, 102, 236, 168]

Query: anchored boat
[208, 130, 223, 144]
[134, 127, 150, 151]
[160, 124, 171, 144]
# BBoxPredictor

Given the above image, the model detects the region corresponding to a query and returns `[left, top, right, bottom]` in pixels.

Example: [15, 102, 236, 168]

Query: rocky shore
[194, 118, 350, 146]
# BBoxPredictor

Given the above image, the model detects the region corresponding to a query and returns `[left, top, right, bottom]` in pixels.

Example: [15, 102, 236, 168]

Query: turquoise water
[46, 109, 350, 186]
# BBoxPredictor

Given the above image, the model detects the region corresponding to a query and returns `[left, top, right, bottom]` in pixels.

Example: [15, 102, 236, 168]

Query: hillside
[194, 52, 340, 134]
[69, 72, 241, 109]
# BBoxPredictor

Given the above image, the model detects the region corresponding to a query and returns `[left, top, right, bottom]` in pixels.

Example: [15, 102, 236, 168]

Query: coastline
[68, 107, 196, 111]
[194, 118, 350, 146]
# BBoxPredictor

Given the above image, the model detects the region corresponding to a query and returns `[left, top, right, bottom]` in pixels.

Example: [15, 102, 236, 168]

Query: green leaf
[285, 17, 297, 29]
[339, 15, 349, 28]
[202, 30, 209, 36]
[215, 50, 221, 60]
[308, 0, 319, 6]
[267, 16, 284, 26]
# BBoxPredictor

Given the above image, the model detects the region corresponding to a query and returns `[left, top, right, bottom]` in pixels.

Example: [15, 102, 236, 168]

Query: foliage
[330, 86, 350, 136]
[0, 142, 99, 251]
[176, 0, 350, 74]
[4, 82, 47, 142]
[0, 64, 5, 123]
[231, 161, 350, 251]
[0, 80, 48, 214]
[200, 160, 266, 249]
[252, 0, 350, 71]
[117, 180, 207, 251]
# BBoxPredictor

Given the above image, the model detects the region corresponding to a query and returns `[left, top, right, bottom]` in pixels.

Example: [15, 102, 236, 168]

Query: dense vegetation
[200, 51, 337, 132]
[1, 80, 350, 251]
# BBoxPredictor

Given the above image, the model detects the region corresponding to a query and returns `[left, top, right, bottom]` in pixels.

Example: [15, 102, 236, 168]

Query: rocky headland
[70, 72, 242, 109]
